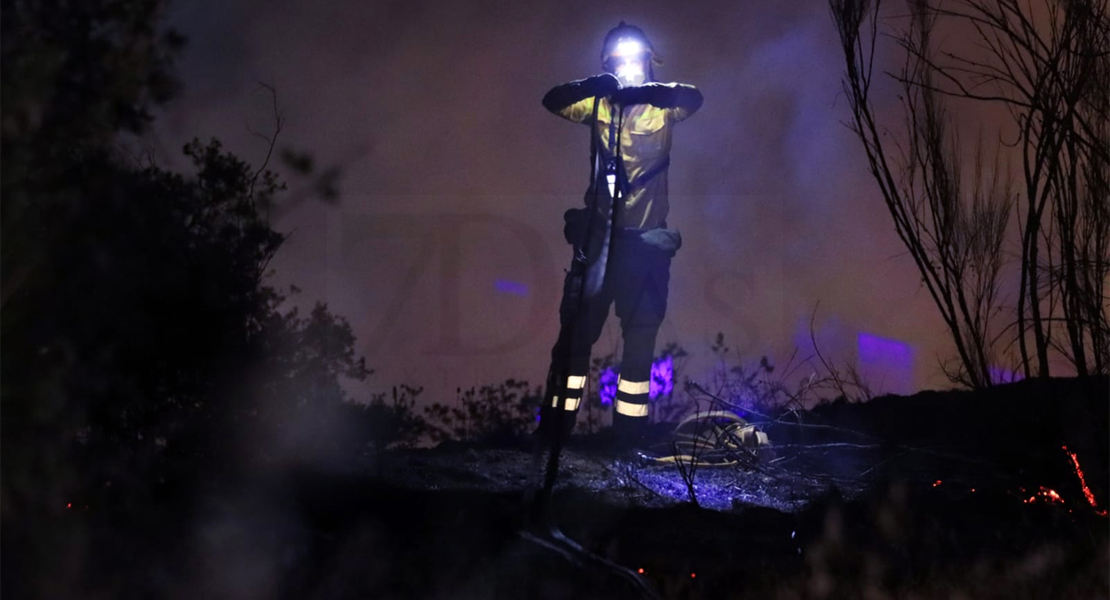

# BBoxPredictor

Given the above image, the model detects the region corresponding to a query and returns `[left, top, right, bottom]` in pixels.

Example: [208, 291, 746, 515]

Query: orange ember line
[1063, 445, 1107, 516]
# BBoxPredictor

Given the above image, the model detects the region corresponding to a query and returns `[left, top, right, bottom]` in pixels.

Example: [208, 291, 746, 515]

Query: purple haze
[856, 332, 915, 395]
[650, 355, 675, 399]
[494, 278, 529, 297]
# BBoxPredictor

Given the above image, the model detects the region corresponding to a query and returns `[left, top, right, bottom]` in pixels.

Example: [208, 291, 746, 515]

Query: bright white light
[613, 39, 643, 58]
[616, 62, 644, 77]
[611, 39, 646, 86]
[615, 60, 645, 87]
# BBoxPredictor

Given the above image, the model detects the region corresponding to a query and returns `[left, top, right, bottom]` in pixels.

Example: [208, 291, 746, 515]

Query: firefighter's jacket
[542, 78, 703, 231]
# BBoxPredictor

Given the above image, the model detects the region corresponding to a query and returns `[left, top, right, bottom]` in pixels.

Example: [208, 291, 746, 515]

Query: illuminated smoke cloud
[650, 355, 674, 399]
[989, 366, 1023, 384]
[597, 356, 673, 406]
[856, 332, 915, 395]
[599, 367, 617, 405]
[494, 278, 528, 297]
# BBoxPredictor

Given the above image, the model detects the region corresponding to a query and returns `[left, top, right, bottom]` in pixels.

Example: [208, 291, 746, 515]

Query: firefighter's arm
[612, 82, 704, 122]
[541, 74, 620, 123]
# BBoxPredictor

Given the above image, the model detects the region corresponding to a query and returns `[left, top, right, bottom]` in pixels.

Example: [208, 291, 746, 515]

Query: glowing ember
[1063, 445, 1108, 517]
[66, 503, 71, 509]
[637, 568, 645, 574]
[690, 572, 697, 579]
[932, 480, 942, 487]
[1023, 486, 1064, 505]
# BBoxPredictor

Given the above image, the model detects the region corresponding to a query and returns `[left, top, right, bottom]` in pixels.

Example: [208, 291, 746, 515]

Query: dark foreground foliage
[11, 378, 1109, 599]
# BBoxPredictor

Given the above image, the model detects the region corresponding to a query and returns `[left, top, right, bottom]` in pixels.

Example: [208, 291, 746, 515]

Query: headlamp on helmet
[612, 39, 644, 59]
[600, 23, 661, 87]
[605, 38, 650, 86]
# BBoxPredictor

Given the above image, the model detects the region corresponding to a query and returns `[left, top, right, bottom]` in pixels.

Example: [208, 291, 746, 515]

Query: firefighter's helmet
[600, 21, 663, 73]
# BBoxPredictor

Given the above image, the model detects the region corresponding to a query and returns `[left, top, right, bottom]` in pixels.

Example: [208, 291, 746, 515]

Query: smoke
[155, 0, 1005, 419]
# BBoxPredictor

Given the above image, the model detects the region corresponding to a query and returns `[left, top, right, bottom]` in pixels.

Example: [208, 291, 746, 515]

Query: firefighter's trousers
[542, 227, 672, 443]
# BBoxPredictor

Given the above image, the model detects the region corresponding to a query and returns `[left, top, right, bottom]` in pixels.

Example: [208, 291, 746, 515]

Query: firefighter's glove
[586, 73, 621, 98]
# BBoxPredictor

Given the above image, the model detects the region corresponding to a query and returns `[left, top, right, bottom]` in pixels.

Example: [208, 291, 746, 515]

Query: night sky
[148, 0, 1021, 403]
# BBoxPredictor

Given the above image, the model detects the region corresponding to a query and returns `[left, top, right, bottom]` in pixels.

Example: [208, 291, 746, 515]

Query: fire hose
[639, 410, 772, 467]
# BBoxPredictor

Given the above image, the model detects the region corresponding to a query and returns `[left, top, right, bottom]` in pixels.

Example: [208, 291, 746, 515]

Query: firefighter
[538, 22, 703, 452]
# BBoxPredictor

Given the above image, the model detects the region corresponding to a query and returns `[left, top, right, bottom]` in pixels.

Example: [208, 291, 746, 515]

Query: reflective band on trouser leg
[551, 396, 581, 411]
[614, 400, 648, 417]
[550, 374, 587, 411]
[615, 376, 650, 417]
[617, 377, 650, 395]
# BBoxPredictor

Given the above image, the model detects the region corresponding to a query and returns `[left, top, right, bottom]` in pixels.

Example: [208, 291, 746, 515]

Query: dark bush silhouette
[424, 379, 543, 444]
[0, 2, 379, 597]
[359, 384, 430, 454]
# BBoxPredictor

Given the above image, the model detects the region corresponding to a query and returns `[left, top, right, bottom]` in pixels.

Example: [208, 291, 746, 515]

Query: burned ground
[46, 377, 1110, 598]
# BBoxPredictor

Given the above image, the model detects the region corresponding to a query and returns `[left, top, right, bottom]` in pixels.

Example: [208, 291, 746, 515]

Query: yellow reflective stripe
[556, 96, 596, 124]
[615, 399, 649, 417]
[550, 396, 581, 411]
[617, 377, 650, 395]
[566, 375, 586, 390]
